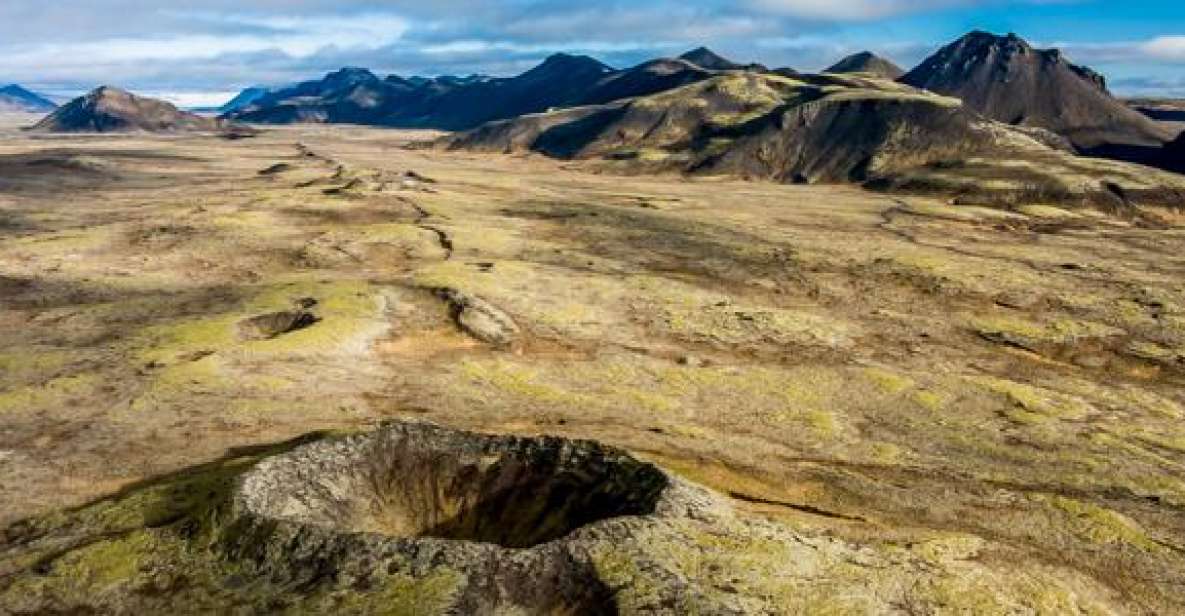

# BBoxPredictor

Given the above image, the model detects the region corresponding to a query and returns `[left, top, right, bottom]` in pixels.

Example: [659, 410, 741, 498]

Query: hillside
[901, 31, 1172, 149]
[32, 86, 227, 133]
[219, 87, 271, 115]
[445, 71, 1185, 207]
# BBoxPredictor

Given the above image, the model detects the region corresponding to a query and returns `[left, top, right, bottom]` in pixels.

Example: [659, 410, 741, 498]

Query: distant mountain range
[224, 48, 737, 130]
[0, 84, 57, 113]
[22, 32, 1184, 177]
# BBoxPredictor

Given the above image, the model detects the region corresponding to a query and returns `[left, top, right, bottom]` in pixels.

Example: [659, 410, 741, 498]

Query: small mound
[258, 163, 294, 176]
[437, 288, 520, 348]
[235, 422, 668, 548]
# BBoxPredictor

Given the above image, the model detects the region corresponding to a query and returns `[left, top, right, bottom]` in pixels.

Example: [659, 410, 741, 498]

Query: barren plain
[1, 113, 1184, 613]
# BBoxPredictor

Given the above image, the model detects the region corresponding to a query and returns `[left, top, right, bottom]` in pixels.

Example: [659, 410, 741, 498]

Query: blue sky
[0, 1, 1182, 106]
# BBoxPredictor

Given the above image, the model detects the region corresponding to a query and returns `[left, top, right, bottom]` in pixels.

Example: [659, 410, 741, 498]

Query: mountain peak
[89, 85, 126, 98]
[323, 67, 380, 87]
[679, 47, 745, 71]
[538, 53, 611, 70]
[825, 51, 904, 79]
[525, 53, 613, 78]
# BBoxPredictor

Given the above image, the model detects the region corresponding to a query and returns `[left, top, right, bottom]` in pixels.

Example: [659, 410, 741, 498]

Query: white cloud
[0, 12, 410, 81]
[140, 90, 243, 108]
[1140, 36, 1185, 62]
[748, 0, 970, 19]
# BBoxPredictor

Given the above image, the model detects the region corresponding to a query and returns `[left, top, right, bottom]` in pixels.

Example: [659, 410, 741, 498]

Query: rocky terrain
[0, 114, 1183, 613]
[826, 51, 904, 79]
[0, 85, 56, 113]
[32, 86, 230, 133]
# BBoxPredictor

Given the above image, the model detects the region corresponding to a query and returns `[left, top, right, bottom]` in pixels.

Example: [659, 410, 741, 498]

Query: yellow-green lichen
[0, 373, 103, 413]
[1037, 495, 1161, 550]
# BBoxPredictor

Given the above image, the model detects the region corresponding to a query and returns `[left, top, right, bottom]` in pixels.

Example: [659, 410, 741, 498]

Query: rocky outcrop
[222, 422, 695, 613]
[437, 288, 520, 347]
[238, 310, 319, 340]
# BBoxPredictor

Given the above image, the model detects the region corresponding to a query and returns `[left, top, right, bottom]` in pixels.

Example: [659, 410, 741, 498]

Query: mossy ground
[1, 121, 1184, 613]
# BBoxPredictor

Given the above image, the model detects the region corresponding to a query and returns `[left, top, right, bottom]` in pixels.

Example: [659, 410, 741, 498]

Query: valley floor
[1, 120, 1184, 612]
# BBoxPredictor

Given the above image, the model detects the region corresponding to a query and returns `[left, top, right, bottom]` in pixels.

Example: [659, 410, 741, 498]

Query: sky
[1, 0, 1183, 107]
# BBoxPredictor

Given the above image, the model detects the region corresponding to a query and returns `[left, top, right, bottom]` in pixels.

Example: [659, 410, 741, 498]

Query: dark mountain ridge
[226, 48, 758, 130]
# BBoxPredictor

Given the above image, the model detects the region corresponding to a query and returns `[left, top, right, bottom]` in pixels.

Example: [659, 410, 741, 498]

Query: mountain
[444, 71, 1185, 207]
[0, 84, 57, 113]
[446, 73, 995, 181]
[219, 87, 271, 115]
[900, 31, 1172, 149]
[679, 47, 765, 72]
[576, 58, 712, 106]
[228, 53, 720, 131]
[32, 86, 226, 132]
[826, 52, 904, 79]
[387, 53, 616, 131]
[231, 67, 417, 124]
